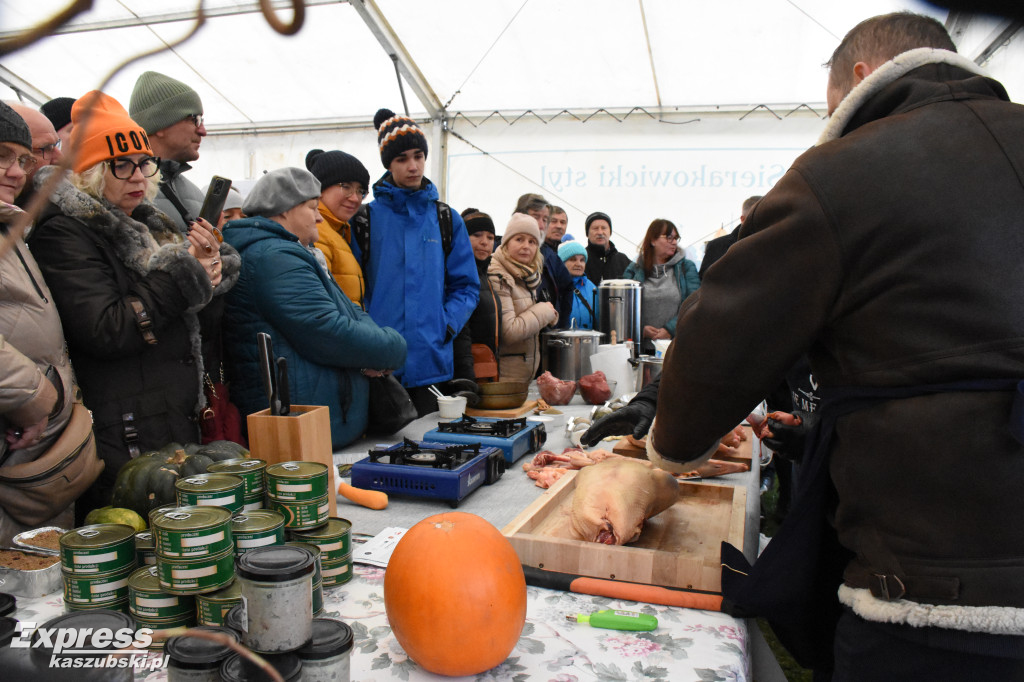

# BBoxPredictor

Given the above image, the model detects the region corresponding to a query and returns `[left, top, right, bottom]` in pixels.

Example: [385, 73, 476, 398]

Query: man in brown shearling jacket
[646, 13, 1024, 680]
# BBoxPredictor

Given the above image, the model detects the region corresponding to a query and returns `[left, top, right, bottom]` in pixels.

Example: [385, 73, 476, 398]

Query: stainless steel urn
[596, 279, 642, 359]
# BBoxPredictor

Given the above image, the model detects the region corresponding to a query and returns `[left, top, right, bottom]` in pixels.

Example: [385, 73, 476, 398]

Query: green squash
[109, 441, 249, 519]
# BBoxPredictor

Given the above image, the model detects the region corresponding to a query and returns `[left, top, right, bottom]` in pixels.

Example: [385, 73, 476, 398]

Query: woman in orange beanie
[27, 91, 240, 521]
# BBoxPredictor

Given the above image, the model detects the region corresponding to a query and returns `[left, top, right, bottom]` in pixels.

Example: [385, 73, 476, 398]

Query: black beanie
[373, 108, 428, 169]
[462, 209, 495, 236]
[0, 101, 31, 149]
[585, 211, 613, 236]
[40, 97, 76, 131]
[305, 149, 370, 190]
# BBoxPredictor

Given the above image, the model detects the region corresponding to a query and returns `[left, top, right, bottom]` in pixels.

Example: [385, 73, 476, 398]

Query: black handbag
[365, 374, 417, 435]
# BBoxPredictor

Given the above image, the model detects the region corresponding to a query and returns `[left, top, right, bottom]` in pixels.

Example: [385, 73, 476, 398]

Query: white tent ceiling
[1, 0, 1021, 251]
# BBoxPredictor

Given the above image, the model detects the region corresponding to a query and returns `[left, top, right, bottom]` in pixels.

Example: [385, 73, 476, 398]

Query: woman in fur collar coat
[488, 214, 558, 383]
[28, 92, 238, 522]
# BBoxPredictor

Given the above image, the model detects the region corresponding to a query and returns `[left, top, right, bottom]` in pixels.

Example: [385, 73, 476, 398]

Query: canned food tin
[135, 531, 157, 566]
[241, 496, 264, 512]
[195, 579, 241, 626]
[265, 462, 328, 501]
[175, 474, 244, 513]
[321, 554, 353, 588]
[231, 510, 285, 557]
[131, 610, 197, 649]
[268, 494, 330, 530]
[64, 595, 130, 614]
[155, 547, 235, 595]
[285, 541, 322, 585]
[152, 506, 234, 558]
[60, 524, 136, 575]
[149, 503, 178, 525]
[62, 562, 137, 603]
[288, 517, 351, 561]
[207, 458, 266, 497]
[128, 565, 195, 619]
[312, 580, 324, 616]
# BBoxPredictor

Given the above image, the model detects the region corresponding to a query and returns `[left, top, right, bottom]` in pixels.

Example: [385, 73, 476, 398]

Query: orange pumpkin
[384, 511, 527, 676]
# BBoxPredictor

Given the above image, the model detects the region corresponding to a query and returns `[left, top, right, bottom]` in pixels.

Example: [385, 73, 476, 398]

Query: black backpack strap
[436, 201, 454, 279]
[351, 205, 371, 271]
[159, 182, 193, 228]
[573, 287, 595, 319]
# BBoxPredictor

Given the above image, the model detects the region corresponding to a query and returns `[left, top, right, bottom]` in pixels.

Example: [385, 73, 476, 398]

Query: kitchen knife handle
[277, 356, 290, 416]
[257, 332, 278, 415]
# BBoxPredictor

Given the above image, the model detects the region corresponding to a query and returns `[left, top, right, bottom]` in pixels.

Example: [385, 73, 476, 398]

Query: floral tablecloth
[12, 562, 749, 682]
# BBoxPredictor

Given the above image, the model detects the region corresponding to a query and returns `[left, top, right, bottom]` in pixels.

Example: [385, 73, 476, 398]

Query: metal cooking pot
[477, 381, 529, 410]
[541, 329, 604, 382]
[634, 355, 663, 392]
[596, 280, 641, 359]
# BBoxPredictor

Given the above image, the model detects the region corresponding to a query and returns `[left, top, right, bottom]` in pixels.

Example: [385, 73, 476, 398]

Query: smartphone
[198, 175, 233, 237]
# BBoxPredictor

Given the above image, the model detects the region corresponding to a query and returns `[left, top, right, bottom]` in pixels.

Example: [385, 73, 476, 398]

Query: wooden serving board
[502, 470, 746, 593]
[612, 425, 755, 464]
[464, 400, 539, 419]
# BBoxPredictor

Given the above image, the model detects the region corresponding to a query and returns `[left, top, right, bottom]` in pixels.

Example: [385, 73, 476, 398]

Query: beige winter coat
[487, 248, 557, 383]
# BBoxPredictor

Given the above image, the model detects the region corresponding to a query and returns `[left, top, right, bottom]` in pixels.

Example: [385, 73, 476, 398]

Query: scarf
[493, 243, 543, 290]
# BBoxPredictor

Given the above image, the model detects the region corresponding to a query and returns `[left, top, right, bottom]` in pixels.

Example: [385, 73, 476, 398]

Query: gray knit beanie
[0, 102, 31, 149]
[129, 71, 203, 135]
[242, 168, 321, 218]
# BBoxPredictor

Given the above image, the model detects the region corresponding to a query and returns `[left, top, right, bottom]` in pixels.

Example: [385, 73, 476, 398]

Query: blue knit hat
[558, 240, 587, 263]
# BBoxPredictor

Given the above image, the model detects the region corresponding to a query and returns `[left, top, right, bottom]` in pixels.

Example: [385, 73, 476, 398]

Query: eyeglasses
[662, 234, 680, 243]
[0, 147, 37, 173]
[107, 156, 162, 180]
[338, 182, 368, 199]
[187, 114, 204, 128]
[33, 139, 61, 161]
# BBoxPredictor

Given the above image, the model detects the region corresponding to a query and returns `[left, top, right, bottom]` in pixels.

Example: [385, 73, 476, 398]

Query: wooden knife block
[246, 405, 337, 517]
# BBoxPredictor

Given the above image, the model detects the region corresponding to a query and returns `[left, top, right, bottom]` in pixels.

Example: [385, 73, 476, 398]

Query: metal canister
[175, 473, 245, 513]
[64, 596, 129, 614]
[62, 562, 136, 604]
[596, 279, 642, 359]
[152, 506, 233, 559]
[207, 458, 266, 498]
[287, 517, 351, 562]
[59, 524, 136, 575]
[321, 553, 353, 588]
[155, 546, 235, 595]
[268, 494, 330, 530]
[265, 461, 329, 501]
[286, 541, 323, 615]
[128, 565, 195, 619]
[195, 579, 241, 626]
[131, 610, 197, 649]
[135, 530, 157, 566]
[231, 509, 285, 557]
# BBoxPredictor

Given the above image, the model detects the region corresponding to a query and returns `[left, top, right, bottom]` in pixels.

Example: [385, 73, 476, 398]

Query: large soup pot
[541, 329, 604, 382]
[633, 355, 663, 392]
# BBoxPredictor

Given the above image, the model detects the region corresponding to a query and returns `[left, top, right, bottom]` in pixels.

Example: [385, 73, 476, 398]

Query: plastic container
[298, 618, 354, 682]
[436, 395, 467, 419]
[235, 545, 315, 653]
[166, 625, 238, 682]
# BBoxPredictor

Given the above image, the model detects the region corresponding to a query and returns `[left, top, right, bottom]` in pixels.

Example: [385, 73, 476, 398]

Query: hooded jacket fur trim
[838, 585, 1024, 636]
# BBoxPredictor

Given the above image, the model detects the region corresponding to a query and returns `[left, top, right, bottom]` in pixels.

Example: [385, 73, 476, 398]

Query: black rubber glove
[761, 410, 819, 462]
[580, 398, 656, 447]
[443, 378, 481, 408]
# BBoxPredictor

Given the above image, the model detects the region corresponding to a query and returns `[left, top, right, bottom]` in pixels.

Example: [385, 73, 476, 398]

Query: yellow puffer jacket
[314, 202, 365, 308]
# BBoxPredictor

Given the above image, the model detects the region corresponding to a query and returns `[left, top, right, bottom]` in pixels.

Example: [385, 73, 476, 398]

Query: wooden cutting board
[612, 426, 754, 463]
[464, 400, 539, 419]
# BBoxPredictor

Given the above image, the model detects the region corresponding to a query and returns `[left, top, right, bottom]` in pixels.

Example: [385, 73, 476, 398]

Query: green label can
[62, 562, 137, 604]
[288, 517, 352, 561]
[128, 565, 195, 619]
[196, 579, 242, 626]
[232, 509, 285, 557]
[152, 506, 233, 558]
[135, 531, 156, 566]
[64, 596, 129, 614]
[241, 495, 264, 511]
[155, 546, 235, 595]
[265, 461, 328, 501]
[321, 553, 353, 588]
[59, 524, 137, 575]
[208, 458, 267, 497]
[268, 494, 330, 530]
[175, 473, 245, 513]
[131, 611, 197, 649]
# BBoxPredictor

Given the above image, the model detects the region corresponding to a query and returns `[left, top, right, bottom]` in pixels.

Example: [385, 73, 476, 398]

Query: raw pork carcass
[570, 458, 679, 545]
[577, 371, 612, 405]
[537, 371, 576, 405]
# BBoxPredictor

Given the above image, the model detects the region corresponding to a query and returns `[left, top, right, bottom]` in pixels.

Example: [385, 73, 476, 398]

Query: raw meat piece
[537, 371, 576, 405]
[527, 468, 570, 488]
[578, 371, 612, 405]
[570, 458, 679, 545]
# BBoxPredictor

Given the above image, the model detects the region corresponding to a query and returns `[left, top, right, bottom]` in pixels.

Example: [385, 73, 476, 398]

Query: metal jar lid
[265, 461, 327, 480]
[207, 458, 266, 474]
[287, 516, 351, 541]
[0, 592, 15, 617]
[166, 625, 239, 669]
[297, 618, 354, 661]
[59, 524, 135, 550]
[31, 610, 135, 655]
[597, 278, 641, 289]
[152, 505, 232, 532]
[174, 473, 243, 494]
[0, 616, 18, 647]
[231, 509, 285, 533]
[220, 651, 301, 682]
[235, 545, 315, 583]
[224, 603, 245, 633]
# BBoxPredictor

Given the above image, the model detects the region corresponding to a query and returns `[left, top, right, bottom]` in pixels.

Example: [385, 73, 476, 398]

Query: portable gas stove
[350, 438, 506, 508]
[422, 415, 547, 465]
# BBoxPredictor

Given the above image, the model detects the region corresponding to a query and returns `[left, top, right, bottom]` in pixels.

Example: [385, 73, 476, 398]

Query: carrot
[337, 482, 389, 510]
